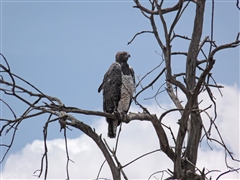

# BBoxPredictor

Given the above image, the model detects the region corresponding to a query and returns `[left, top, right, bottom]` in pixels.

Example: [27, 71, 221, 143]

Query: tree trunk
[184, 0, 206, 174]
[184, 109, 203, 172]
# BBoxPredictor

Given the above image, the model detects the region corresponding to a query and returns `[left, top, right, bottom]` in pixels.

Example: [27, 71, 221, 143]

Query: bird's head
[115, 51, 130, 63]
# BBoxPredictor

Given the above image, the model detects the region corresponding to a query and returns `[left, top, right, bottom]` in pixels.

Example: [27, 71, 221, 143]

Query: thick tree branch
[64, 114, 121, 179]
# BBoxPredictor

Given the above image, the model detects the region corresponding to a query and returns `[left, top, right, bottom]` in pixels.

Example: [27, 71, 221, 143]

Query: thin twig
[63, 127, 74, 180]
[135, 67, 166, 99]
[96, 159, 107, 179]
[127, 30, 153, 45]
[216, 168, 240, 180]
[121, 149, 161, 169]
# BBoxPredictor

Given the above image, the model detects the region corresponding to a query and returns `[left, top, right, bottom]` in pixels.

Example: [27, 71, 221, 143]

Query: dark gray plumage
[98, 51, 135, 138]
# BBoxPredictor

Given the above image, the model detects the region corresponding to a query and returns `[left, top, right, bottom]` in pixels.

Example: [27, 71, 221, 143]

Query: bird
[98, 51, 135, 138]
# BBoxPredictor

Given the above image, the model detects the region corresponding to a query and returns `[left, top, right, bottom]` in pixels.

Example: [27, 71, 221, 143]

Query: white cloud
[1, 84, 239, 179]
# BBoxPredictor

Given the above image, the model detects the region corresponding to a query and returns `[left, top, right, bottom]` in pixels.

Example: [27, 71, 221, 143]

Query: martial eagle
[98, 51, 135, 138]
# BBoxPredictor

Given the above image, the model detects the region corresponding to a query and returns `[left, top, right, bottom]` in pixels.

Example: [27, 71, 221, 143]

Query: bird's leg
[114, 109, 127, 123]
[113, 102, 121, 121]
[114, 109, 122, 121]
[121, 111, 128, 123]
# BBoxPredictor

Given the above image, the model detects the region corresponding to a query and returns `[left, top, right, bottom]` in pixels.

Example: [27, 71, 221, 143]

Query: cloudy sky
[0, 0, 239, 179]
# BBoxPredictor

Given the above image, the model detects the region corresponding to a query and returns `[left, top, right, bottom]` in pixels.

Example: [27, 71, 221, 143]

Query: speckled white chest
[117, 74, 135, 113]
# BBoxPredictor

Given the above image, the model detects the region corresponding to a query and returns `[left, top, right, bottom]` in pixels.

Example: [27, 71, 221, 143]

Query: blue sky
[0, 1, 239, 179]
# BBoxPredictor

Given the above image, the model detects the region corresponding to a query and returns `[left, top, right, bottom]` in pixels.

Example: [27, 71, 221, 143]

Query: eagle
[98, 51, 135, 138]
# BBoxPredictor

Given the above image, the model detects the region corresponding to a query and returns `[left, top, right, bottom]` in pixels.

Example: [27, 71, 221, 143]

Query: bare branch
[210, 39, 240, 57]
[133, 0, 186, 15]
[121, 149, 161, 169]
[216, 168, 240, 180]
[96, 159, 107, 180]
[166, 82, 184, 113]
[35, 114, 51, 179]
[208, 0, 215, 57]
[0, 99, 17, 119]
[134, 67, 166, 99]
[169, 0, 184, 37]
[63, 128, 74, 180]
[64, 115, 121, 179]
[236, 0, 240, 10]
[194, 38, 240, 100]
[148, 170, 171, 180]
[136, 61, 164, 89]
[127, 30, 153, 45]
[171, 52, 188, 56]
[170, 33, 191, 42]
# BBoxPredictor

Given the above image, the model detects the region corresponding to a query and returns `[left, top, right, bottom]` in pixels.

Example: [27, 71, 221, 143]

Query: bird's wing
[98, 62, 122, 93]
[99, 62, 122, 114]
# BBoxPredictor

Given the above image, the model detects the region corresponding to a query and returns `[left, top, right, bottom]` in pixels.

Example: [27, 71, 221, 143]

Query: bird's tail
[107, 118, 118, 138]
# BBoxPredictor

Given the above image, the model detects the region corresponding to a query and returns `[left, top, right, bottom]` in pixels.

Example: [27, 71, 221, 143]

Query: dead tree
[0, 1, 239, 180]
[130, 0, 240, 179]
